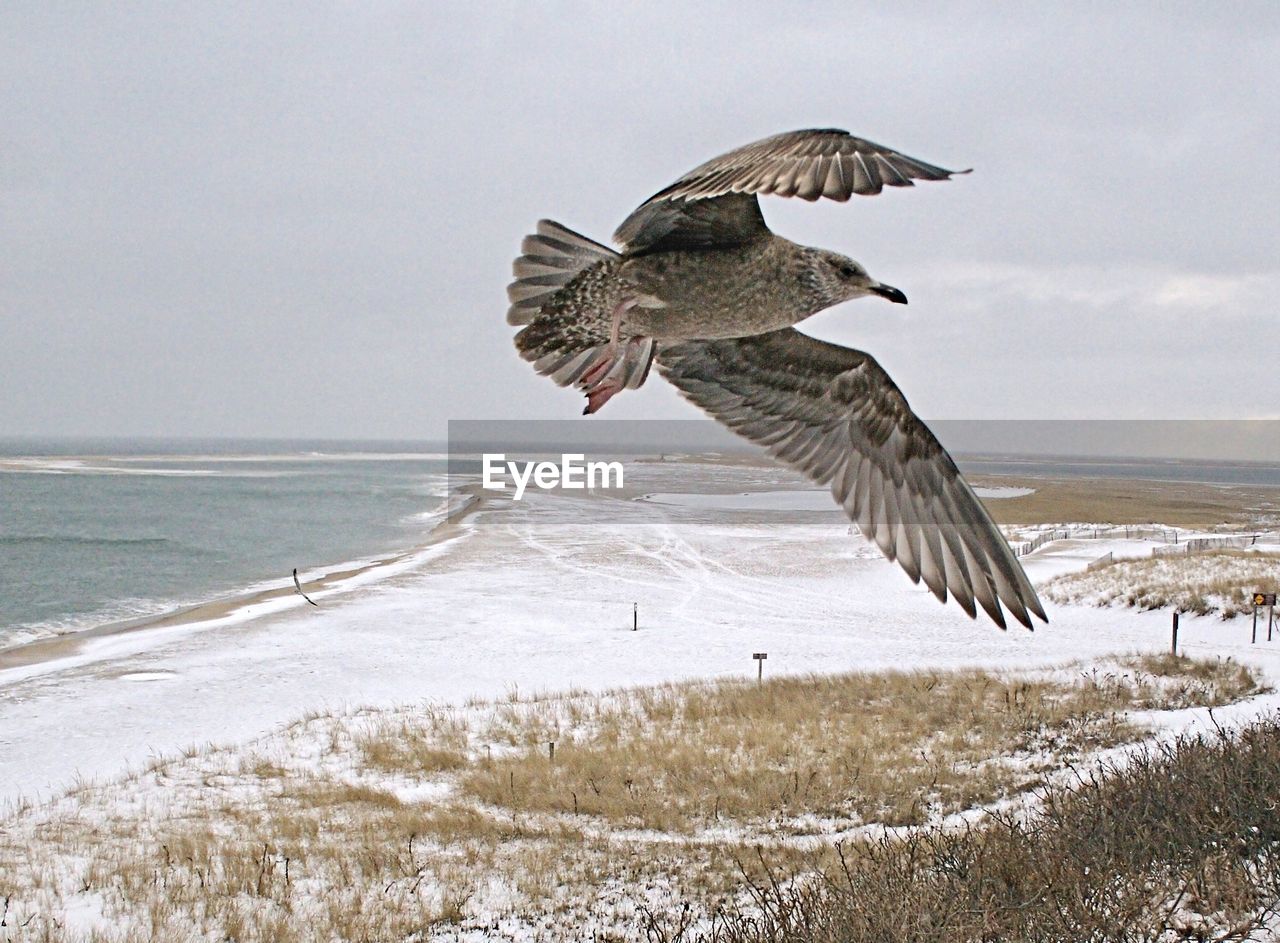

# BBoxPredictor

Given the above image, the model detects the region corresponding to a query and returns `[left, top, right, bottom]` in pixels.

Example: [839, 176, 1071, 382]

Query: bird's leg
[607, 296, 629, 349]
[578, 298, 638, 413]
[578, 298, 633, 385]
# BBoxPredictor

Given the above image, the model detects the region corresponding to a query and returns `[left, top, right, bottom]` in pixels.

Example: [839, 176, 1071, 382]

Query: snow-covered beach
[3, 458, 1279, 807]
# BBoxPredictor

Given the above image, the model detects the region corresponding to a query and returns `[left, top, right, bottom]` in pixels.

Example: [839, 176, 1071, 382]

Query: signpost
[1252, 593, 1276, 644]
[633, 602, 638, 632]
[753, 652, 767, 682]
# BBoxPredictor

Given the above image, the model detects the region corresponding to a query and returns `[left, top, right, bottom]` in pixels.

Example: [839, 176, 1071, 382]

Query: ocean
[0, 438, 449, 649]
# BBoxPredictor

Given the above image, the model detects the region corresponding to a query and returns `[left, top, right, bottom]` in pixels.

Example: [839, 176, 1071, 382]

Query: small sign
[753, 653, 767, 660]
[1255, 593, 1277, 607]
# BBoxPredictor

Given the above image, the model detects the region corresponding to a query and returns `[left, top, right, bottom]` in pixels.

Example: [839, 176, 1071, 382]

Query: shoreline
[0, 488, 487, 676]
[3, 469, 1277, 678]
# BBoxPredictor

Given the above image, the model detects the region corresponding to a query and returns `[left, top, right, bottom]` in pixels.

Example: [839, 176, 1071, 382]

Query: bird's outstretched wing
[615, 129, 968, 254]
[657, 329, 1046, 630]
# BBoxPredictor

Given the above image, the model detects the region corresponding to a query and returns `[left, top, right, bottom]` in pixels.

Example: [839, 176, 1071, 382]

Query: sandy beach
[2, 459, 1279, 805]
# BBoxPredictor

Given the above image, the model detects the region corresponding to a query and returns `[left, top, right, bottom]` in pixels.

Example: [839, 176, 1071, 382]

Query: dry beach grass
[1044, 549, 1280, 618]
[461, 661, 1256, 832]
[0, 655, 1263, 941]
[696, 717, 1280, 943]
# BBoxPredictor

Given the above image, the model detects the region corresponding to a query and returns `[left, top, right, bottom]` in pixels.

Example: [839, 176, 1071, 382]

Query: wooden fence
[1086, 552, 1115, 571]
[1152, 535, 1261, 557]
[1012, 528, 1071, 558]
[1008, 526, 1271, 560]
[1011, 525, 1174, 558]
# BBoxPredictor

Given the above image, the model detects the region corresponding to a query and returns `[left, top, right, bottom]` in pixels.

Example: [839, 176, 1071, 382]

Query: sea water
[0, 438, 449, 648]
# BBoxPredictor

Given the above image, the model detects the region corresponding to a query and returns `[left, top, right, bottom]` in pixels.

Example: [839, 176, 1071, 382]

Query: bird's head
[804, 249, 908, 312]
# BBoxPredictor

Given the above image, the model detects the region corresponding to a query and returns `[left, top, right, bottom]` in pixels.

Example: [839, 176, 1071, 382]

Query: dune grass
[694, 717, 1280, 943]
[1044, 548, 1280, 618]
[0, 655, 1264, 941]
[462, 657, 1257, 833]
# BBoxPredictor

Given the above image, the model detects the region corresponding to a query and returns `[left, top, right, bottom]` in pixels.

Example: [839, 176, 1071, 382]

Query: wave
[0, 535, 173, 547]
[401, 490, 462, 525]
[0, 596, 187, 651]
[108, 453, 453, 464]
[1, 454, 450, 478]
[0, 459, 304, 478]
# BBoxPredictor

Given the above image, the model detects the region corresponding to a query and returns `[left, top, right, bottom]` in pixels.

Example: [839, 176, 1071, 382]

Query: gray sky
[2, 2, 1278, 440]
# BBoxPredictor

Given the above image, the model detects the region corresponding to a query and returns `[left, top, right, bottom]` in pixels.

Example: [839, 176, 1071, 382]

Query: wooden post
[753, 652, 767, 682]
[1252, 594, 1277, 643]
[548, 741, 555, 763]
[1171, 611, 1179, 655]
[633, 602, 637, 632]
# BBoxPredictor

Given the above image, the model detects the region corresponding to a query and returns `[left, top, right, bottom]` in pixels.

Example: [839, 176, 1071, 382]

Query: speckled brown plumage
[504, 128, 1047, 630]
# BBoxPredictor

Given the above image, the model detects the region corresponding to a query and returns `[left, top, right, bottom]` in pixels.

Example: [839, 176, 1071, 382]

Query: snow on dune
[1, 463, 1275, 805]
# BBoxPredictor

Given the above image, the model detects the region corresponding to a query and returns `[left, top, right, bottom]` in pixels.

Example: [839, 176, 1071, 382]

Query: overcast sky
[2, 3, 1278, 440]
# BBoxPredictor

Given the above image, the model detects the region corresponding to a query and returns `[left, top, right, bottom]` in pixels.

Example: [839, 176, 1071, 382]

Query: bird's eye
[837, 263, 858, 278]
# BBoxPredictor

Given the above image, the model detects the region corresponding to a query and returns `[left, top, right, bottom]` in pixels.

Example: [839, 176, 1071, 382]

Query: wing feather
[615, 129, 969, 253]
[657, 329, 1047, 630]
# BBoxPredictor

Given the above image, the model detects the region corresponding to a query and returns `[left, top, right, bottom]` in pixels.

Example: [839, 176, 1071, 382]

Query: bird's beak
[870, 282, 908, 305]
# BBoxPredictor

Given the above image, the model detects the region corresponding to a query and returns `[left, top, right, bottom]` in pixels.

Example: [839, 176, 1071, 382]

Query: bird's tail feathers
[509, 219, 654, 413]
[506, 220, 619, 325]
[516, 316, 656, 414]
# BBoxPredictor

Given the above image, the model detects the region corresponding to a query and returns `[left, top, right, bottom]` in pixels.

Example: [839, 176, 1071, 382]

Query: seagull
[506, 129, 1047, 630]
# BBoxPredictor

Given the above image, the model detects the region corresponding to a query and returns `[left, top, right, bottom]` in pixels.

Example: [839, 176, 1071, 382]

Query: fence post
[1171, 611, 1179, 655]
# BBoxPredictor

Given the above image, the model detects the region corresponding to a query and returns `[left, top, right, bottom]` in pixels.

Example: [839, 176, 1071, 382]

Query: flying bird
[506, 129, 1047, 630]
